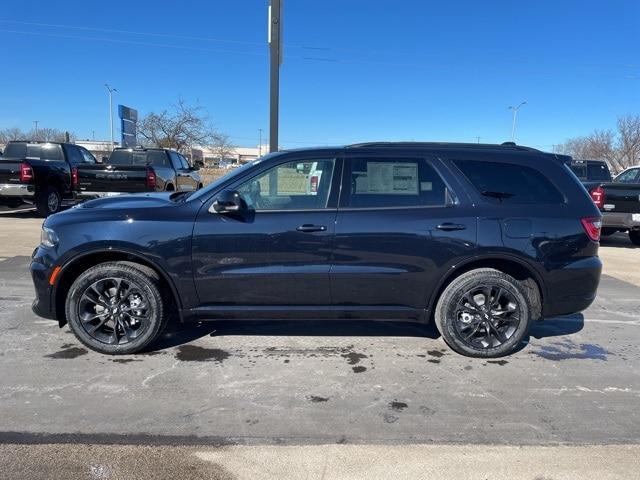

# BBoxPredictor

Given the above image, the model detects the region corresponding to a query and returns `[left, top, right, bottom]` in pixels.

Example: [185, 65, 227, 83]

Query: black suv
[30, 142, 602, 357]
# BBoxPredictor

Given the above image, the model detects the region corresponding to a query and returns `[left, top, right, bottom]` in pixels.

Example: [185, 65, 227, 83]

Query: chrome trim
[0, 183, 35, 197]
[76, 191, 127, 199]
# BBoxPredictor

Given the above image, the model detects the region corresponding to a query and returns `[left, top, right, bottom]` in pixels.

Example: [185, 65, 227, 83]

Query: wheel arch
[53, 248, 183, 326]
[427, 254, 545, 322]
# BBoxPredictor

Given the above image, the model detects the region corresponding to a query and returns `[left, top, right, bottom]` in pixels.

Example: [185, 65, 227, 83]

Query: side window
[34, 143, 63, 161]
[237, 159, 336, 211]
[616, 168, 639, 183]
[454, 159, 565, 205]
[146, 151, 170, 167]
[178, 154, 191, 169]
[344, 157, 447, 208]
[168, 151, 182, 169]
[80, 148, 96, 164]
[65, 145, 83, 164]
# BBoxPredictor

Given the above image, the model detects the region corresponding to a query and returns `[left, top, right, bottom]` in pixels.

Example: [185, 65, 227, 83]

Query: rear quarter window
[453, 159, 565, 205]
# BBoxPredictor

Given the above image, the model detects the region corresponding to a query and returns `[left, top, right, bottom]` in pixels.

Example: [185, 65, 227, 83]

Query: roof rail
[346, 141, 540, 152]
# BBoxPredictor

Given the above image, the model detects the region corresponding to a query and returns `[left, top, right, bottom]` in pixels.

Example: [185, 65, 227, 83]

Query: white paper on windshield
[364, 162, 419, 194]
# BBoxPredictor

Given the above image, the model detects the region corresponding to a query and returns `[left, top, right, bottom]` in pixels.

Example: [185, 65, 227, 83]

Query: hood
[77, 192, 174, 210]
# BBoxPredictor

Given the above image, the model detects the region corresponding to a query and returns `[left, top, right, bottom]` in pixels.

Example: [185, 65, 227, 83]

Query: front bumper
[0, 183, 35, 198]
[602, 212, 640, 231]
[30, 247, 57, 321]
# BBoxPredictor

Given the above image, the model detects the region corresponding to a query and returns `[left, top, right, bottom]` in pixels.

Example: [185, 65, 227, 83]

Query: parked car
[0, 141, 98, 216]
[31, 142, 602, 357]
[76, 147, 204, 200]
[571, 160, 640, 245]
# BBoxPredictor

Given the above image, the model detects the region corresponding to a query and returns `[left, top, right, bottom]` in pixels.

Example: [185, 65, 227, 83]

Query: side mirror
[211, 190, 246, 214]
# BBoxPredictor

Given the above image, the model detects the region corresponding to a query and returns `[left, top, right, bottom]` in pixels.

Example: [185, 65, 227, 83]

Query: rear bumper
[0, 183, 35, 198]
[542, 256, 602, 318]
[602, 212, 640, 231]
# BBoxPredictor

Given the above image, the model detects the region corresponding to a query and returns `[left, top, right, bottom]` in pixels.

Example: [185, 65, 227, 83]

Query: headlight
[40, 227, 59, 248]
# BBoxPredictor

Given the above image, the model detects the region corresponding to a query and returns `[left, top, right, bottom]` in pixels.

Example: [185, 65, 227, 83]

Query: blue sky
[1, 0, 638, 150]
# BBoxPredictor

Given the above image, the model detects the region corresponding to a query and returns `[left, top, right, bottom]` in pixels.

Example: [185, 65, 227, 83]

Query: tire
[630, 230, 640, 246]
[36, 187, 61, 217]
[434, 268, 533, 358]
[65, 261, 168, 355]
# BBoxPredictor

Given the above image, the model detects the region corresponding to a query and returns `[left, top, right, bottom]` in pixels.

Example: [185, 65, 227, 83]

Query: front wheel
[434, 268, 533, 357]
[65, 262, 168, 355]
[630, 230, 640, 246]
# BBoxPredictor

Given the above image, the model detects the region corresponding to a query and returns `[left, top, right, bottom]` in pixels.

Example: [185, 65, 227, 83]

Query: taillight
[310, 175, 318, 193]
[71, 167, 79, 188]
[146, 168, 156, 190]
[581, 217, 602, 242]
[19, 162, 33, 183]
[589, 186, 605, 209]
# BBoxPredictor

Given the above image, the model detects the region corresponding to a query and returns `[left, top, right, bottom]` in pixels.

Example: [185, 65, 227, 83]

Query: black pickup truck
[75, 147, 203, 200]
[0, 141, 98, 216]
[0, 142, 204, 216]
[570, 159, 640, 245]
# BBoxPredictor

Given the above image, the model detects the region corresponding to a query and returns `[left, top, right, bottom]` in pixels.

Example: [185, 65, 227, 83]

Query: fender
[425, 252, 547, 316]
[52, 244, 185, 323]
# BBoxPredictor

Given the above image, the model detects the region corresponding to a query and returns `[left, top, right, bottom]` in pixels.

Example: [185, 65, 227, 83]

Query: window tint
[65, 146, 83, 164]
[616, 168, 639, 184]
[144, 151, 170, 167]
[454, 159, 564, 204]
[178, 154, 191, 169]
[107, 150, 169, 166]
[344, 157, 447, 208]
[587, 163, 611, 182]
[237, 159, 335, 210]
[27, 143, 63, 161]
[569, 163, 586, 180]
[169, 151, 182, 169]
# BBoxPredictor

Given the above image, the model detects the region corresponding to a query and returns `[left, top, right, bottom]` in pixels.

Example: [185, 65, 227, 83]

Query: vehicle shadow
[145, 317, 440, 352]
[600, 232, 636, 249]
[145, 314, 584, 354]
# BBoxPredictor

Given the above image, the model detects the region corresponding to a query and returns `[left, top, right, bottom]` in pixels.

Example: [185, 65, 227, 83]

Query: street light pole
[258, 128, 263, 156]
[508, 101, 527, 142]
[268, 0, 282, 153]
[104, 84, 117, 151]
[33, 120, 39, 138]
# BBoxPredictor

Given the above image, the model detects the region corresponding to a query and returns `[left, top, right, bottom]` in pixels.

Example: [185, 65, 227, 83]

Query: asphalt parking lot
[1, 208, 639, 479]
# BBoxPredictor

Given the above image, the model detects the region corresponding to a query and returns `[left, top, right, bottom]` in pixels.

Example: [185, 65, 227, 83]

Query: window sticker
[359, 162, 418, 195]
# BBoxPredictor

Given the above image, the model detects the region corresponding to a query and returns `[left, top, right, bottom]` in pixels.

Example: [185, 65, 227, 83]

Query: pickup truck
[75, 147, 203, 200]
[570, 159, 640, 245]
[0, 141, 98, 216]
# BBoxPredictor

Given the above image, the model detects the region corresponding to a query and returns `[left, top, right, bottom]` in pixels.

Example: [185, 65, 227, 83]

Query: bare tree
[208, 133, 236, 166]
[558, 114, 640, 173]
[616, 114, 640, 171]
[0, 127, 27, 144]
[137, 99, 219, 153]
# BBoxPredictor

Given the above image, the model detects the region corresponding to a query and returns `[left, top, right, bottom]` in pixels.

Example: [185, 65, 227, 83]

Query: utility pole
[33, 120, 39, 138]
[92, 130, 95, 141]
[104, 84, 117, 151]
[268, 0, 282, 153]
[258, 128, 263, 156]
[475, 136, 482, 144]
[508, 101, 527, 143]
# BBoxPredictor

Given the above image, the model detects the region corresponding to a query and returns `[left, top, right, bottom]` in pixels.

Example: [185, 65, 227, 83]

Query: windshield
[188, 154, 278, 202]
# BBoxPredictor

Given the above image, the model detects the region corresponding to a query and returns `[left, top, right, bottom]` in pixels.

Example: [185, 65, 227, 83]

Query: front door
[330, 154, 477, 317]
[192, 156, 340, 313]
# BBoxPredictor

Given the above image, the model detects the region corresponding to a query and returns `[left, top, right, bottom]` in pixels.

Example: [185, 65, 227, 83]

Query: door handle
[296, 224, 327, 233]
[436, 223, 467, 231]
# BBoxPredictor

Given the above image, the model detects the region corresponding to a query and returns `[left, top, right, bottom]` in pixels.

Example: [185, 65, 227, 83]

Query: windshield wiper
[480, 190, 515, 202]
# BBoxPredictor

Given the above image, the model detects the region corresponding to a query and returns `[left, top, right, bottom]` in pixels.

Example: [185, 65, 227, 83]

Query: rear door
[330, 153, 477, 317]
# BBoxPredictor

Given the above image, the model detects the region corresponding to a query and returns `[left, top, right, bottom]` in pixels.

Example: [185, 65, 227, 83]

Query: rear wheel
[65, 262, 168, 355]
[630, 230, 640, 246]
[434, 268, 533, 357]
[36, 187, 61, 217]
